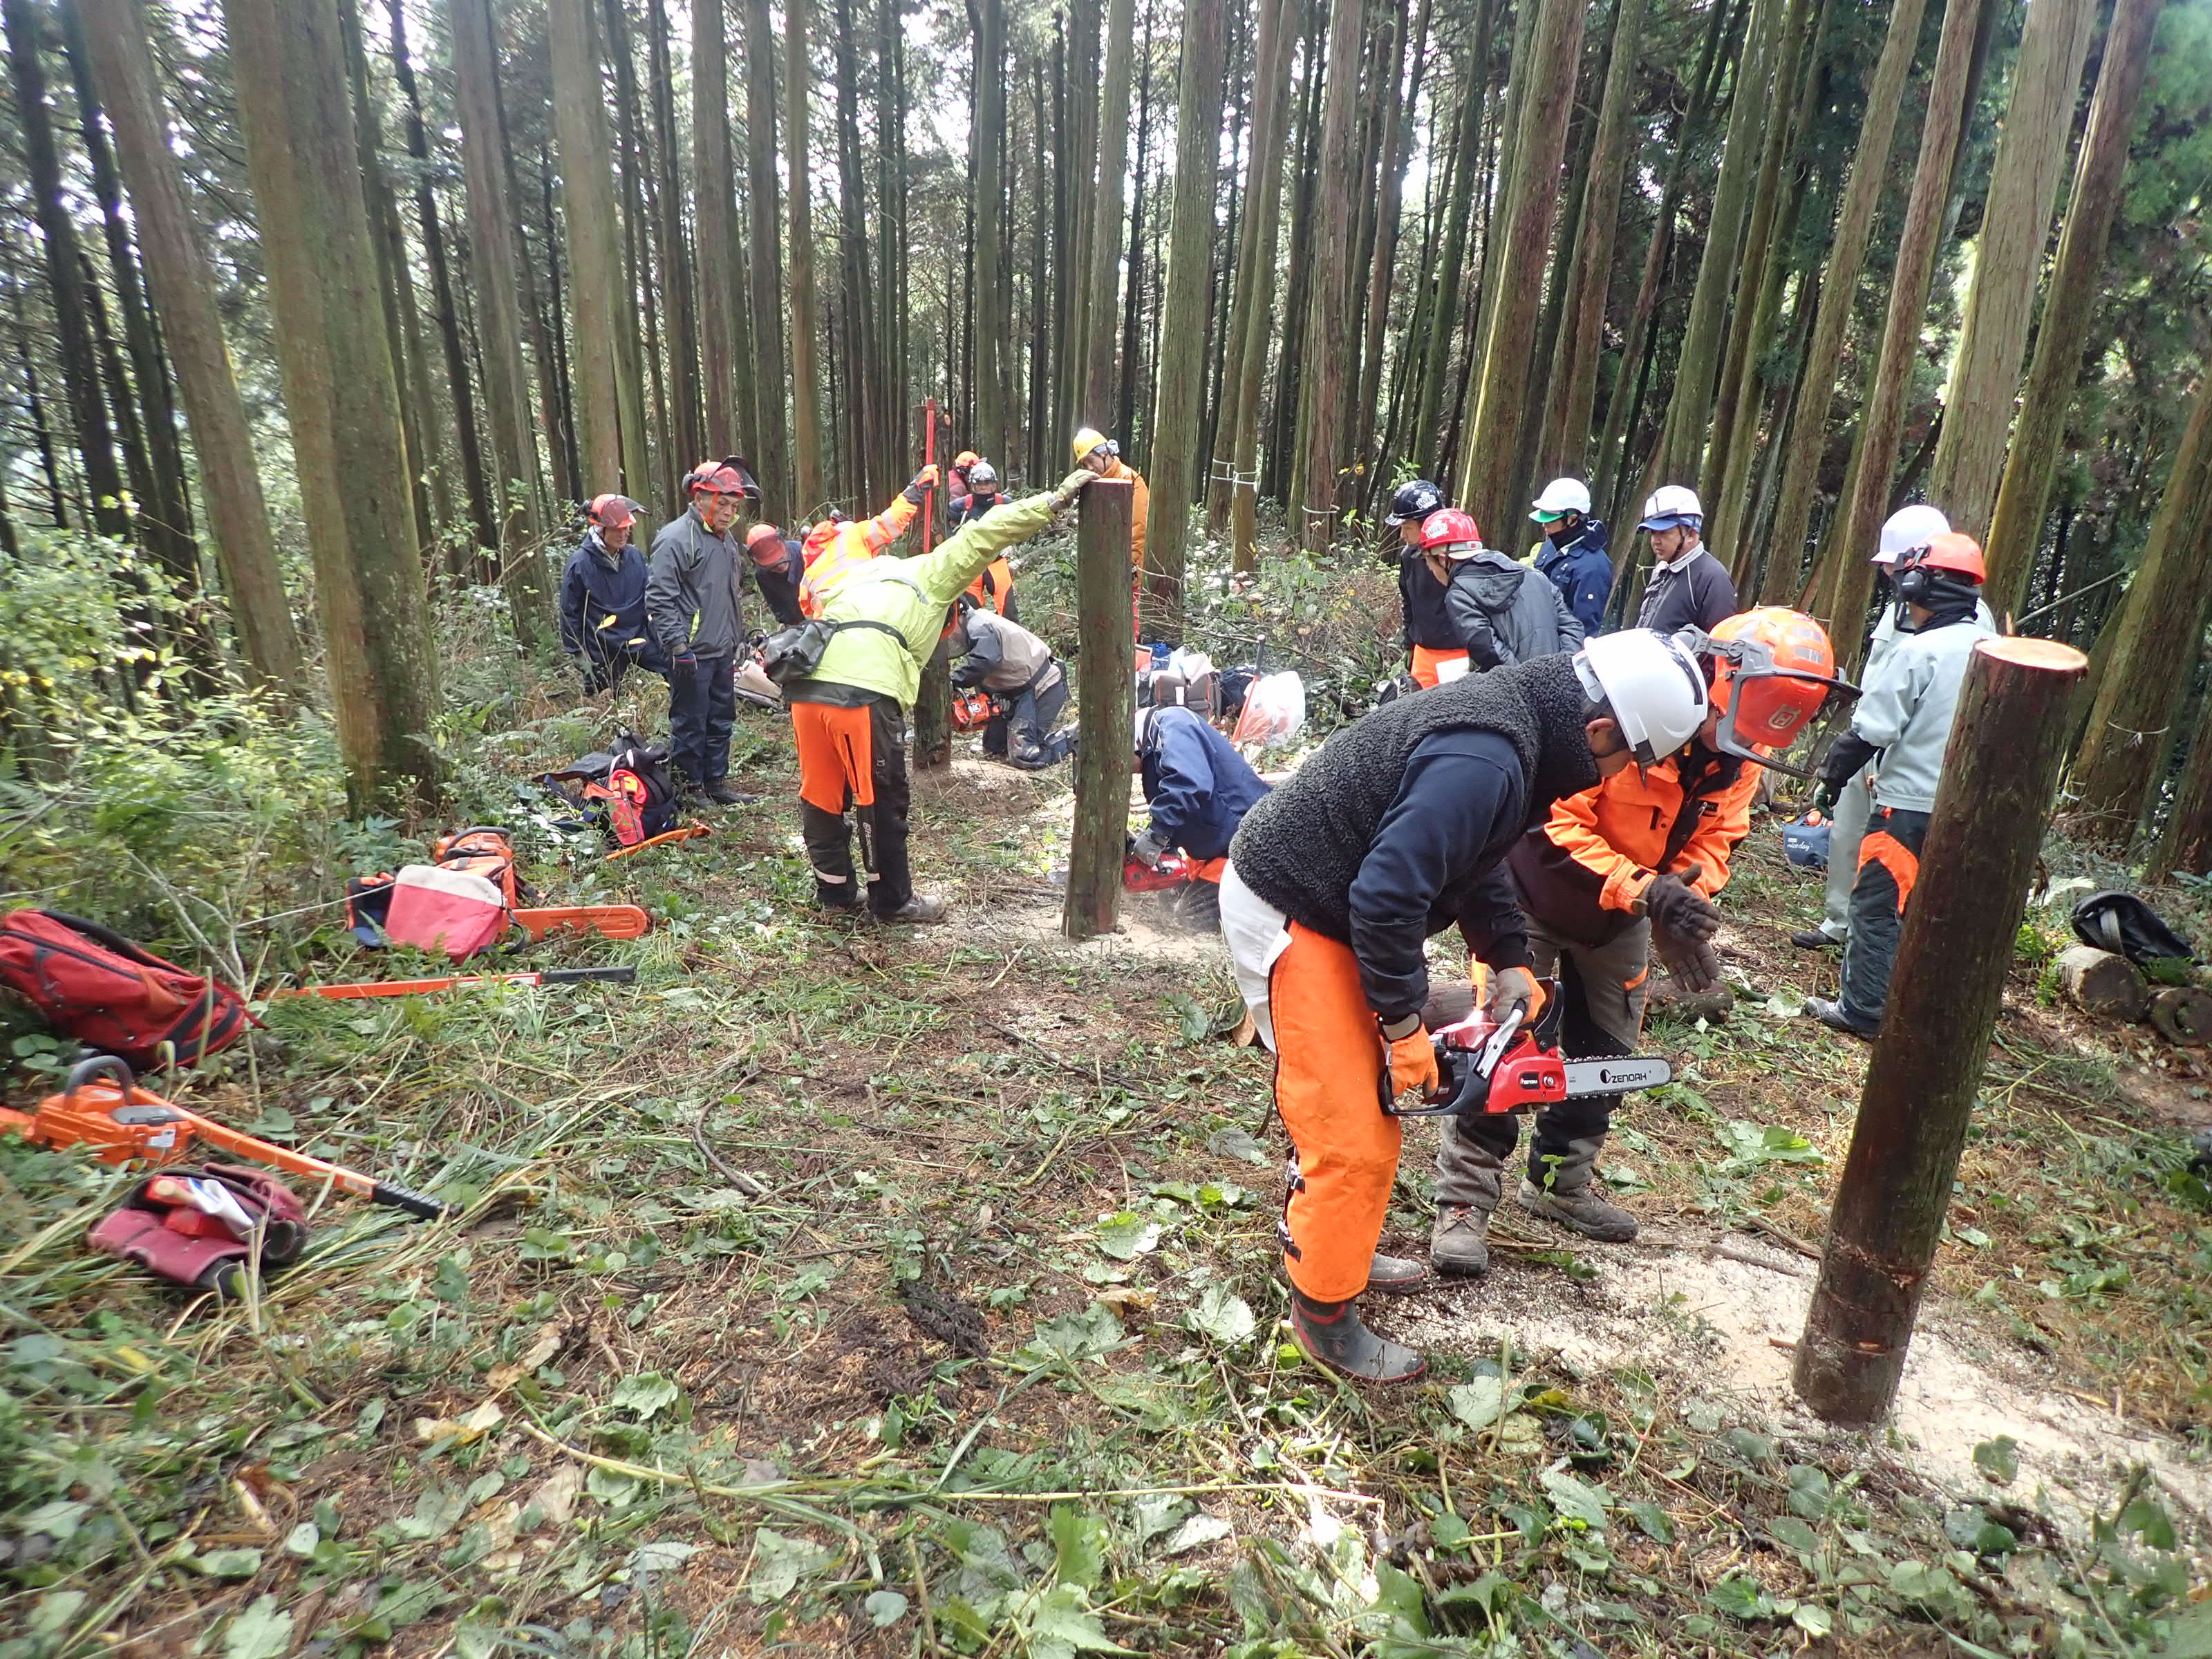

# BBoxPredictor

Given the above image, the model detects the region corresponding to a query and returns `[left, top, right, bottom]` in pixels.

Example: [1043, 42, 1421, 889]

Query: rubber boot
[1288, 1289, 1425, 1383]
[1517, 1135, 1638, 1242]
[1431, 1127, 1505, 1277]
[1365, 1253, 1428, 1297]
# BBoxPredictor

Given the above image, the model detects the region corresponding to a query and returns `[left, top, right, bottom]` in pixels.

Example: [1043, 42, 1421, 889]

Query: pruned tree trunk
[1760, 0, 1936, 626]
[1983, 0, 2166, 619]
[970, 0, 1009, 466]
[648, 0, 704, 480]
[57, 3, 196, 599]
[1291, 0, 1369, 554]
[1082, 0, 1138, 423]
[4, 0, 126, 542]
[389, 0, 500, 570]
[2066, 373, 2212, 846]
[223, 0, 441, 806]
[447, 0, 550, 625]
[744, 0, 792, 507]
[1066, 478, 1136, 939]
[1649, 0, 1786, 491]
[787, 0, 825, 511]
[75, 0, 304, 695]
[1145, 0, 1228, 621]
[1459, 0, 1587, 537]
[1408, 11, 1486, 476]
[1223, 0, 1293, 568]
[1927, 0, 2097, 536]
[548, 0, 651, 496]
[1795, 637, 2087, 1426]
[693, 0, 741, 453]
[2149, 681, 2212, 882]
[1541, 0, 1647, 479]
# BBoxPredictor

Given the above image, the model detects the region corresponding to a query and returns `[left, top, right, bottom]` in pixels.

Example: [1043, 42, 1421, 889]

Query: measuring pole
[1065, 478, 1136, 939]
[912, 397, 953, 769]
[1793, 637, 2088, 1425]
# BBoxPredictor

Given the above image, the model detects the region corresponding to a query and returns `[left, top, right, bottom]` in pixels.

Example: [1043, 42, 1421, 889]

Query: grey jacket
[1853, 616, 1989, 812]
[645, 507, 744, 659]
[951, 608, 1057, 693]
[1445, 550, 1586, 669]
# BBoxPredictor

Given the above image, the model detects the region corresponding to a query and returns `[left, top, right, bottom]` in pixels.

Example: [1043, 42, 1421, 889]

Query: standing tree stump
[1065, 480, 1134, 939]
[1795, 638, 2088, 1426]
[2056, 944, 2148, 1020]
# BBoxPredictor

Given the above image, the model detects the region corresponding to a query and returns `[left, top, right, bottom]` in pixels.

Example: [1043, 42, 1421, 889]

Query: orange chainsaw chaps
[511, 904, 651, 941]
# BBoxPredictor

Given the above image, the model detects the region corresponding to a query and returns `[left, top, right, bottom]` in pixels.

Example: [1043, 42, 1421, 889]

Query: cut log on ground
[2056, 944, 2148, 1020]
[2146, 985, 2212, 1046]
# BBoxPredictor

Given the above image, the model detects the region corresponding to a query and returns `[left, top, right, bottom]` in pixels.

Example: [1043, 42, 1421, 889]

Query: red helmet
[744, 522, 782, 550]
[952, 450, 980, 471]
[1695, 608, 1859, 775]
[1909, 532, 1986, 583]
[1417, 507, 1482, 554]
[684, 461, 744, 497]
[586, 493, 638, 529]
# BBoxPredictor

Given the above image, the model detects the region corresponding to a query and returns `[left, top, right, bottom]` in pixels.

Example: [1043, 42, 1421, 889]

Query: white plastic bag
[1233, 671, 1306, 749]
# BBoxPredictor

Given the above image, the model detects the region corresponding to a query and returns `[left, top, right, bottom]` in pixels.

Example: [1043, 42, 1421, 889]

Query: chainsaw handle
[538, 966, 637, 986]
[65, 1055, 136, 1099]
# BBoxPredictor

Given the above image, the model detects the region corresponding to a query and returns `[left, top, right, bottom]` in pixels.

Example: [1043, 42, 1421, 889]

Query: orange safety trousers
[1190, 856, 1228, 884]
[1268, 922, 1399, 1302]
[791, 702, 877, 813]
[1410, 644, 1470, 688]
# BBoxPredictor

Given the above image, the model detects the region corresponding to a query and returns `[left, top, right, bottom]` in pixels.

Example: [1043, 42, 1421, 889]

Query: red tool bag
[0, 910, 253, 1069]
[88, 1162, 308, 1295]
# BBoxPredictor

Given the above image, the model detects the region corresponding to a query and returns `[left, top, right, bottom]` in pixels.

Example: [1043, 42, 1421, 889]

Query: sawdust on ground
[1386, 1230, 2212, 1534]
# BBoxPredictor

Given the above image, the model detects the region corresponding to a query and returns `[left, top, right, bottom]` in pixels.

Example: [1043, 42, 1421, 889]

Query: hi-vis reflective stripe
[1859, 830, 1920, 913]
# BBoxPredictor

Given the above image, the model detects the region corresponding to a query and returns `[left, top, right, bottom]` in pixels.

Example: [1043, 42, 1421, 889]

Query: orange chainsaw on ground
[1, 1058, 448, 1217]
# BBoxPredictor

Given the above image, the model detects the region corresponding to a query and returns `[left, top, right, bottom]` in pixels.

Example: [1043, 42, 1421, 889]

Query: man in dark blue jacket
[1132, 695, 1271, 928]
[560, 495, 668, 693]
[743, 522, 807, 627]
[1528, 478, 1613, 637]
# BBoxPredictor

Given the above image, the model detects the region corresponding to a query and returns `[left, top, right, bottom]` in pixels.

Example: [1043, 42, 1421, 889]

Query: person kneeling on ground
[787, 468, 1097, 924]
[1219, 630, 1712, 1384]
[1432, 508, 1586, 668]
[1132, 674, 1271, 932]
[1432, 608, 1855, 1277]
[948, 596, 1076, 770]
[561, 494, 667, 694]
[646, 462, 755, 805]
[1804, 533, 1991, 1038]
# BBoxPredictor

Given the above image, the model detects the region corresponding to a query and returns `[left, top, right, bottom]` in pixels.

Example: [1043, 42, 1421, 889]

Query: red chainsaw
[1383, 977, 1674, 1118]
[1123, 850, 1196, 892]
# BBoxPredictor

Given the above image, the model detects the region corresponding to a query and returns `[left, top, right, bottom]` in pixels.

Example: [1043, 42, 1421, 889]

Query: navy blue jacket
[752, 537, 807, 627]
[560, 532, 654, 661]
[1141, 706, 1270, 861]
[1349, 727, 1531, 1022]
[1535, 521, 1614, 637]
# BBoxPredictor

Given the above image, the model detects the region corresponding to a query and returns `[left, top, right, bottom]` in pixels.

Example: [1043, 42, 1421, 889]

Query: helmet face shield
[1683, 628, 1861, 776]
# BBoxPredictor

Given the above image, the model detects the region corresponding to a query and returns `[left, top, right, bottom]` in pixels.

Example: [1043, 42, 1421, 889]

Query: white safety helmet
[1530, 476, 1593, 521]
[1874, 503, 1951, 566]
[1573, 629, 1712, 765]
[1638, 484, 1703, 532]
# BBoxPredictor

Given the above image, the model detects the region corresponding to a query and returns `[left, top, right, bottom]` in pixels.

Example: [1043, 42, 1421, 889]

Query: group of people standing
[552, 434, 1149, 921]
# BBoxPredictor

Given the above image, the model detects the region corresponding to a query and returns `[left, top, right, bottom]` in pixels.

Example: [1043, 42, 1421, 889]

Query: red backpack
[0, 910, 254, 1069]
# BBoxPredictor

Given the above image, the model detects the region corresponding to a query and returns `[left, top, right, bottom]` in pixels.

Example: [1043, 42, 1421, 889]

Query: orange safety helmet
[585, 493, 639, 529]
[744, 521, 784, 550]
[1905, 531, 1986, 583]
[1695, 608, 1859, 776]
[952, 450, 980, 472]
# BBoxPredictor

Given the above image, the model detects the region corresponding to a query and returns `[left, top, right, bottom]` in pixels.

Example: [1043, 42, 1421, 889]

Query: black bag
[760, 576, 930, 687]
[544, 731, 679, 846]
[2072, 890, 2197, 966]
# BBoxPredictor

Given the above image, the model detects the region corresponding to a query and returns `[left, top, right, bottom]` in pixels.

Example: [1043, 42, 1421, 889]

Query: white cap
[1875, 503, 1951, 565]
[1573, 629, 1711, 765]
[1638, 485, 1703, 531]
[1530, 477, 1593, 520]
